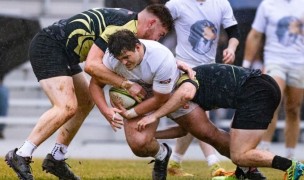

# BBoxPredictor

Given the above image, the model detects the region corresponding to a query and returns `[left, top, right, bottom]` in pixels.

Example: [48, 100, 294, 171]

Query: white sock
[286, 148, 295, 159]
[154, 143, 168, 161]
[51, 143, 68, 160]
[16, 140, 37, 157]
[206, 154, 220, 166]
[259, 141, 271, 151]
[170, 152, 184, 163]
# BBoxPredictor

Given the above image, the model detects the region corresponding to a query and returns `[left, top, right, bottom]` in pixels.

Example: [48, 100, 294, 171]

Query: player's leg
[5, 31, 79, 180]
[260, 63, 286, 150]
[174, 106, 231, 158]
[42, 72, 94, 180]
[56, 72, 94, 145]
[168, 133, 194, 176]
[124, 116, 171, 180]
[283, 64, 304, 159]
[199, 111, 225, 177]
[230, 128, 304, 180]
[199, 141, 226, 177]
[6, 76, 78, 180]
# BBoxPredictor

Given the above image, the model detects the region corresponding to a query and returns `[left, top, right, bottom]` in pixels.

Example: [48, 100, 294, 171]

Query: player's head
[137, 4, 174, 41]
[108, 29, 143, 70]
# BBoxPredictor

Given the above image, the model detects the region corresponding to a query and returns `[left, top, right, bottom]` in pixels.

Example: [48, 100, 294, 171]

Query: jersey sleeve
[102, 49, 115, 71]
[165, 0, 180, 20]
[221, 0, 238, 28]
[251, 2, 267, 33]
[152, 53, 179, 94]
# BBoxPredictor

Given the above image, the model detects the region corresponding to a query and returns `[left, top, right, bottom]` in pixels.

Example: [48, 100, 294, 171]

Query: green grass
[1, 158, 286, 179]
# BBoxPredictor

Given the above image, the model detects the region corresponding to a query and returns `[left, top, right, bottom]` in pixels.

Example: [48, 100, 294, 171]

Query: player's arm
[85, 44, 123, 86]
[137, 80, 198, 131]
[89, 77, 123, 132]
[176, 60, 196, 79]
[243, 29, 264, 68]
[85, 44, 145, 100]
[222, 25, 240, 64]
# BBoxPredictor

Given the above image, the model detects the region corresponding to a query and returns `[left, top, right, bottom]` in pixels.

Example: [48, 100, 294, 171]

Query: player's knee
[285, 105, 301, 118]
[78, 98, 95, 113]
[129, 137, 152, 157]
[60, 101, 78, 119]
[230, 153, 242, 166]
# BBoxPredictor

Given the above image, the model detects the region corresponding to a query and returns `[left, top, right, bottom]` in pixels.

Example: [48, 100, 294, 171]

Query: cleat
[5, 148, 34, 180]
[211, 171, 236, 180]
[42, 154, 80, 180]
[210, 163, 226, 177]
[168, 160, 194, 177]
[235, 167, 266, 180]
[284, 160, 304, 180]
[240, 167, 267, 180]
[213, 167, 266, 180]
[151, 143, 172, 180]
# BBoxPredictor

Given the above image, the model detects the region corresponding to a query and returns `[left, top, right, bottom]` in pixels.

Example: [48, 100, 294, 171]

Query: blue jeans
[0, 85, 9, 131]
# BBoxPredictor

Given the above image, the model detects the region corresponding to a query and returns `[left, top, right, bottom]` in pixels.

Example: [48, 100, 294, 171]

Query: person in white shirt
[243, 0, 304, 159]
[164, 0, 241, 177]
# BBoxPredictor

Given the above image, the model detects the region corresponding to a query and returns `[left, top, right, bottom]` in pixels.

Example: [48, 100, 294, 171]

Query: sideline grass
[1, 158, 285, 179]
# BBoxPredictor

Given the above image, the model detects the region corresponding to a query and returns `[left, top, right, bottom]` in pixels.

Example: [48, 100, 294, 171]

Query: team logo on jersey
[188, 20, 217, 55]
[159, 78, 172, 84]
[276, 16, 303, 47]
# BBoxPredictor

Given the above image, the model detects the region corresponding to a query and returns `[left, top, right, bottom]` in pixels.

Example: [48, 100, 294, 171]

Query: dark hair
[145, 4, 174, 32]
[108, 29, 141, 57]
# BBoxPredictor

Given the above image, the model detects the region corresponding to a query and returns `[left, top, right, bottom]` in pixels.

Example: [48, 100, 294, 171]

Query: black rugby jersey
[43, 8, 138, 63]
[191, 64, 262, 110]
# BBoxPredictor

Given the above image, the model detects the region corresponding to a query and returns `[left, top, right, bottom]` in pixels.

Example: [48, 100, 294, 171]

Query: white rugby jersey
[252, 0, 304, 62]
[103, 39, 180, 95]
[166, 0, 237, 67]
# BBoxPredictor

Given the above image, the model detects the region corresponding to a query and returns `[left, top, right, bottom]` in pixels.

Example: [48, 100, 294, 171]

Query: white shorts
[264, 55, 304, 89]
[167, 101, 199, 119]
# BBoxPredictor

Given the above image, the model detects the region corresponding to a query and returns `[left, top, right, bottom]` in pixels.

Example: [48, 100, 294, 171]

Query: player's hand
[104, 108, 124, 132]
[222, 48, 235, 64]
[122, 80, 146, 102]
[177, 60, 196, 80]
[137, 115, 158, 132]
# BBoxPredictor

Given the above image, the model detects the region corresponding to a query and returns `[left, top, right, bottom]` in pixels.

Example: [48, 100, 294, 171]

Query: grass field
[1, 158, 287, 179]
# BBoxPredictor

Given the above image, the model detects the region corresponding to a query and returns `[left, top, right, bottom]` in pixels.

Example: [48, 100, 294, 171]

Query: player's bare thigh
[39, 76, 77, 108]
[123, 116, 159, 146]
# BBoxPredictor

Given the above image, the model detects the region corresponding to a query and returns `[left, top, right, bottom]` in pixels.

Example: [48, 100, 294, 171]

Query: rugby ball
[109, 87, 137, 109]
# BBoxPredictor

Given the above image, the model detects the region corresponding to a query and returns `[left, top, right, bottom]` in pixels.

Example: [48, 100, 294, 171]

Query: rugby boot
[151, 143, 172, 180]
[235, 167, 267, 180]
[167, 160, 194, 177]
[210, 163, 226, 177]
[42, 154, 80, 180]
[5, 148, 34, 180]
[284, 160, 304, 180]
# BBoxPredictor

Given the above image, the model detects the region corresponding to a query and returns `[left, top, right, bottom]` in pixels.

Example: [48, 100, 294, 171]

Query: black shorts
[231, 74, 281, 130]
[29, 31, 82, 81]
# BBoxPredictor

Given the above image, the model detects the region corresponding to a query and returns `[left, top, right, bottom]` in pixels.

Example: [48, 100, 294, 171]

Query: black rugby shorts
[231, 74, 281, 130]
[29, 31, 82, 81]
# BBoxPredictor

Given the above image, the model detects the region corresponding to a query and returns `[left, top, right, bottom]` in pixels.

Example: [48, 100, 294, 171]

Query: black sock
[272, 155, 292, 171]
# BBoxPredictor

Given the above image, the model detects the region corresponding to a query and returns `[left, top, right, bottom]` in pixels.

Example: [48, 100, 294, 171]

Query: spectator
[0, 77, 8, 139]
[163, 0, 241, 178]
[243, 0, 304, 159]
